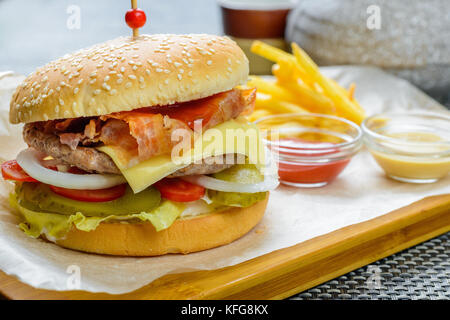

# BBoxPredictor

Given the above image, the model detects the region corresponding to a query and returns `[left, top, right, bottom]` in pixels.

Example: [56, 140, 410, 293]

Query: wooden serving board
[0, 193, 449, 300]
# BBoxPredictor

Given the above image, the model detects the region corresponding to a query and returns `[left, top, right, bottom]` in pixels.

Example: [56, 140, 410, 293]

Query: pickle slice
[16, 183, 161, 217]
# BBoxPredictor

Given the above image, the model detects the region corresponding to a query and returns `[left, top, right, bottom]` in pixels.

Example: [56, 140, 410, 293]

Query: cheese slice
[98, 119, 266, 193]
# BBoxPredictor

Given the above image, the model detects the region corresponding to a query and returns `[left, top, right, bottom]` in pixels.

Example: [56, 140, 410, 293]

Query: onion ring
[181, 172, 279, 193]
[16, 148, 126, 190]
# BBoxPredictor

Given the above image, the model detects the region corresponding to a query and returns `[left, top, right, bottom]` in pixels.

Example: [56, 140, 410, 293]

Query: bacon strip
[101, 113, 190, 161]
[42, 88, 256, 163]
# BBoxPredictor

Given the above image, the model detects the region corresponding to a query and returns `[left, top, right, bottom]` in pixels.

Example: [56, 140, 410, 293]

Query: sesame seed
[125, 82, 132, 88]
[177, 74, 182, 80]
[132, 65, 138, 71]
[128, 74, 137, 80]
[55, 105, 60, 112]
[156, 68, 163, 73]
[164, 79, 169, 85]
[90, 79, 97, 84]
[94, 89, 101, 95]
[104, 75, 110, 81]
[117, 78, 123, 84]
[74, 87, 79, 94]
[207, 60, 212, 65]
[179, 68, 184, 74]
[174, 62, 182, 67]
[120, 67, 125, 73]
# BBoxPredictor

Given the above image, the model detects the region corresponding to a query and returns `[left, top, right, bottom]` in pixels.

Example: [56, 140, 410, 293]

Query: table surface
[0, 0, 448, 300]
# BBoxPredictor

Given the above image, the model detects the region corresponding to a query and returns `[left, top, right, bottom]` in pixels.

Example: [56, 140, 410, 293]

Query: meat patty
[23, 123, 233, 176]
[24, 123, 120, 174]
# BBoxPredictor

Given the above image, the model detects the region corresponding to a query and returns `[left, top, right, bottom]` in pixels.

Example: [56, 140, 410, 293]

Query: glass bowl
[362, 112, 450, 183]
[254, 113, 362, 188]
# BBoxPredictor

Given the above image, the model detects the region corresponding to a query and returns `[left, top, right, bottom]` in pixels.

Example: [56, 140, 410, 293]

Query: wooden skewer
[131, 0, 139, 37]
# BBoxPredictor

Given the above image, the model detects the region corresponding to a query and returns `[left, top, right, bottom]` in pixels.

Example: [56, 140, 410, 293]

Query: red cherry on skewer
[125, 8, 147, 29]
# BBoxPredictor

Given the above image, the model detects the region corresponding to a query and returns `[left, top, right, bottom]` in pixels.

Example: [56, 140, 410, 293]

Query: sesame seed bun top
[9, 34, 249, 124]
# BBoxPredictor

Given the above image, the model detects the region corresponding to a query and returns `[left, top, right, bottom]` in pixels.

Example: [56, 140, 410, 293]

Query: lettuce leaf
[10, 193, 185, 240]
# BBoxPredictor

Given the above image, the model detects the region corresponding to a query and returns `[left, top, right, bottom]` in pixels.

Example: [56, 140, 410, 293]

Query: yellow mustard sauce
[369, 132, 450, 181]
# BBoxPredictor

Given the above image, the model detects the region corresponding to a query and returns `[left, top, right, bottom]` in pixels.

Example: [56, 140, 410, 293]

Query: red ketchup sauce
[274, 137, 351, 185]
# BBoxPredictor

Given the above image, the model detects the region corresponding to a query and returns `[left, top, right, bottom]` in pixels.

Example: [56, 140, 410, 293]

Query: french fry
[327, 80, 366, 113]
[348, 83, 356, 100]
[247, 109, 272, 122]
[251, 40, 294, 64]
[248, 76, 334, 114]
[255, 92, 308, 114]
[248, 40, 366, 125]
[271, 65, 335, 114]
[251, 41, 315, 87]
[272, 64, 291, 84]
[291, 43, 365, 124]
[274, 60, 315, 90]
[248, 76, 298, 104]
[280, 80, 336, 115]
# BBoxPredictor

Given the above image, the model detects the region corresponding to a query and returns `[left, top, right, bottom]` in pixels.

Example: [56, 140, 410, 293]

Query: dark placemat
[290, 232, 450, 300]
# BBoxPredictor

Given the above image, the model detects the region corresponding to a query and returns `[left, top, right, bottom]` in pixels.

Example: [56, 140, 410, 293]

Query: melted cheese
[98, 119, 266, 193]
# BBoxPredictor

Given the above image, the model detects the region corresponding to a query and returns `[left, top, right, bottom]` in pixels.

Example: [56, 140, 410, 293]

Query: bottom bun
[54, 195, 269, 256]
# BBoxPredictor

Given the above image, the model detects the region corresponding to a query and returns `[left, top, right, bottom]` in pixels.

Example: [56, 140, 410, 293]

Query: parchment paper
[0, 66, 448, 294]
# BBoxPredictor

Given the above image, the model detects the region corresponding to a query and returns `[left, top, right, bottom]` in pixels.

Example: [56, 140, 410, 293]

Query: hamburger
[2, 34, 278, 256]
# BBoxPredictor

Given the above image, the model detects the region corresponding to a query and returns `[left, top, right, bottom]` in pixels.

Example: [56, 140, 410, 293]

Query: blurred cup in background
[218, 0, 298, 75]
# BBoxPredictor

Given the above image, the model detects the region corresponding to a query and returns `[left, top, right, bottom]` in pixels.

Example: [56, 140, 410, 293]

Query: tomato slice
[154, 178, 205, 202]
[1, 160, 38, 182]
[49, 184, 127, 202]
